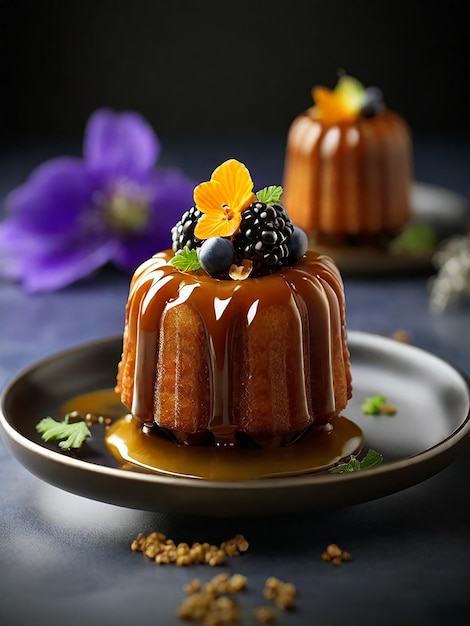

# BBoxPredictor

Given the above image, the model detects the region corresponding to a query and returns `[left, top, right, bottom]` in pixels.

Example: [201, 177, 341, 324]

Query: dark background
[1, 0, 469, 143]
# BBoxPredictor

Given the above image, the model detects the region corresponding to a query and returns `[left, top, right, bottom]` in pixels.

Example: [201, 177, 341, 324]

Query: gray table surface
[1, 136, 470, 626]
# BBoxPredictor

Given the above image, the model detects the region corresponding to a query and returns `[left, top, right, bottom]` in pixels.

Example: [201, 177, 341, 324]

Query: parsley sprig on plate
[36, 413, 91, 450]
[329, 449, 384, 473]
[362, 395, 397, 415]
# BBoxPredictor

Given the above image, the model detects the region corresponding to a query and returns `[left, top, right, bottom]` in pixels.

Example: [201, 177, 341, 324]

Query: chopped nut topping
[262, 577, 297, 610]
[184, 573, 247, 598]
[178, 572, 246, 624]
[177, 591, 240, 624]
[132, 533, 302, 623]
[262, 577, 281, 600]
[227, 574, 248, 593]
[321, 543, 352, 565]
[229, 259, 253, 280]
[253, 606, 277, 623]
[183, 579, 202, 595]
[178, 571, 297, 623]
[131, 532, 249, 567]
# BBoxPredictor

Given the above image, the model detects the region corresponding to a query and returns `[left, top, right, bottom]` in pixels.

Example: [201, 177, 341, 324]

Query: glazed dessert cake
[116, 159, 352, 448]
[283, 75, 413, 244]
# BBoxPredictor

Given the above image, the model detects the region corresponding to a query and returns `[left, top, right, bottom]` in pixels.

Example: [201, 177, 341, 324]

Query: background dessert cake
[283, 75, 413, 245]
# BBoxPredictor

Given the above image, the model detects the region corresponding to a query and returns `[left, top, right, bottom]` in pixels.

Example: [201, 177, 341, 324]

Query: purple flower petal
[84, 109, 160, 182]
[4, 158, 96, 235]
[21, 238, 118, 293]
[112, 168, 194, 273]
[0, 215, 117, 293]
[0, 107, 195, 292]
[0, 219, 42, 280]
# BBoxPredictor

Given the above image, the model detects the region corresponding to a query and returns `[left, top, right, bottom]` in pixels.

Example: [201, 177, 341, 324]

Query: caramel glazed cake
[283, 74, 413, 244]
[116, 159, 352, 449]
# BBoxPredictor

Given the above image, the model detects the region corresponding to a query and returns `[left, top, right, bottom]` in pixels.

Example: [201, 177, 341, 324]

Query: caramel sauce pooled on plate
[61, 390, 363, 480]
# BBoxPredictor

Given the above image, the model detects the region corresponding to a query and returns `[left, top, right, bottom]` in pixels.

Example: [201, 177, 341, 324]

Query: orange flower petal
[194, 180, 228, 216]
[193, 159, 257, 239]
[210, 159, 256, 213]
[194, 159, 256, 213]
[312, 87, 358, 124]
[194, 211, 242, 239]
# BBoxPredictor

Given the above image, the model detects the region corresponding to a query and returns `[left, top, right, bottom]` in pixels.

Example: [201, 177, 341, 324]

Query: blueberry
[361, 87, 385, 118]
[198, 237, 235, 277]
[284, 225, 308, 265]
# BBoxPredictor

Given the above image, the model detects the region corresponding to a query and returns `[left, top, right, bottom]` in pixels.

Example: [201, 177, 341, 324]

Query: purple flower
[0, 109, 194, 293]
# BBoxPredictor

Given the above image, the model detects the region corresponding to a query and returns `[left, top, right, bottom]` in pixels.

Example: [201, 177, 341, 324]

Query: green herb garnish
[362, 395, 387, 415]
[329, 449, 384, 473]
[256, 185, 283, 204]
[170, 246, 201, 271]
[362, 395, 396, 415]
[36, 414, 91, 450]
[389, 223, 437, 254]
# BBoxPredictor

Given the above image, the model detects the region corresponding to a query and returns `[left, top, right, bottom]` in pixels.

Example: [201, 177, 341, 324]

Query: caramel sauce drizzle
[60, 388, 363, 480]
[117, 250, 351, 447]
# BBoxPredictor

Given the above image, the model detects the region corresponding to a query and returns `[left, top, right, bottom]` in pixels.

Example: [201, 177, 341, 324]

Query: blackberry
[171, 206, 204, 252]
[234, 202, 294, 274]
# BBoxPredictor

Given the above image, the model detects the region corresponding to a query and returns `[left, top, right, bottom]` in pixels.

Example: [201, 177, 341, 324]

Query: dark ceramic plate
[1, 331, 469, 517]
[311, 182, 470, 277]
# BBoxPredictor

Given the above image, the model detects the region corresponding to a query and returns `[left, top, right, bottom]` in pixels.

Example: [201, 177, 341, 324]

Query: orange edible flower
[310, 75, 366, 125]
[312, 86, 358, 125]
[194, 159, 256, 239]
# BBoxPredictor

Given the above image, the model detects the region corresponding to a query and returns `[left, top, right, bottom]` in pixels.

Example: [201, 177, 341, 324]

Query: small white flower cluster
[429, 234, 470, 313]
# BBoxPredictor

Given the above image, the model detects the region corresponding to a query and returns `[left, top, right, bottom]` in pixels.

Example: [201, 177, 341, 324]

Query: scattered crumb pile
[131, 533, 352, 623]
[178, 573, 246, 625]
[260, 576, 297, 613]
[131, 532, 249, 566]
[130, 532, 303, 623]
[178, 573, 297, 625]
[321, 543, 352, 565]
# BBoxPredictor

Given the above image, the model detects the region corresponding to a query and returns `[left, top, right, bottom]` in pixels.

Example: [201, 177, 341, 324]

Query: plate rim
[1, 330, 470, 497]
[0, 330, 470, 489]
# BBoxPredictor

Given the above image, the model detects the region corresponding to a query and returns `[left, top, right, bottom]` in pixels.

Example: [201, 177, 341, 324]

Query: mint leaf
[336, 75, 366, 111]
[170, 246, 201, 271]
[389, 224, 437, 254]
[329, 449, 384, 473]
[329, 457, 362, 473]
[361, 395, 397, 415]
[361, 395, 387, 415]
[36, 414, 91, 450]
[256, 185, 283, 204]
[359, 448, 384, 470]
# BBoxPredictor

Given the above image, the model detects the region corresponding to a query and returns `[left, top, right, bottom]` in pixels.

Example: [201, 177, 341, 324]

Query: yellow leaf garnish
[311, 75, 366, 125]
[194, 159, 257, 239]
